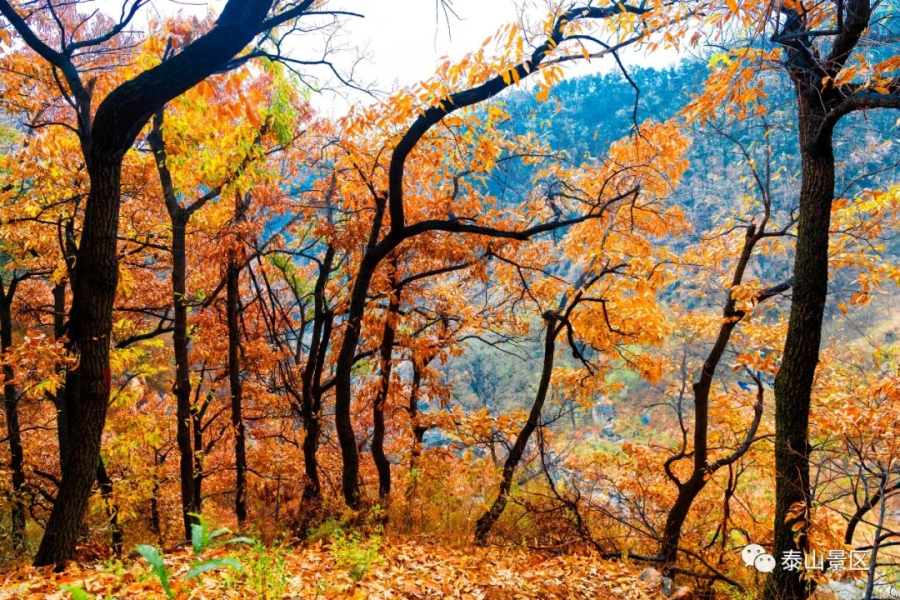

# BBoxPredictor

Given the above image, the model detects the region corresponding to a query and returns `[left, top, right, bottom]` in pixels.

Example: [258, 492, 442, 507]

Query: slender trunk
[404, 360, 429, 532]
[764, 103, 832, 600]
[660, 218, 772, 565]
[227, 194, 248, 526]
[149, 451, 163, 545]
[300, 247, 334, 508]
[372, 282, 401, 502]
[192, 399, 205, 511]
[171, 217, 198, 539]
[474, 313, 559, 544]
[52, 283, 71, 471]
[34, 158, 123, 567]
[95, 458, 122, 557]
[334, 185, 392, 507]
[0, 293, 25, 550]
[863, 477, 888, 600]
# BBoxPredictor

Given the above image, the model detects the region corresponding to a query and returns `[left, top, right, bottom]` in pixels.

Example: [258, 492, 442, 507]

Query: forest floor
[0, 542, 666, 599]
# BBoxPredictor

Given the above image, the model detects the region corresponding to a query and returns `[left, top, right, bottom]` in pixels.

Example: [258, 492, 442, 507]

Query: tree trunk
[52, 282, 71, 471]
[404, 359, 430, 532]
[171, 217, 198, 539]
[763, 103, 832, 600]
[227, 194, 248, 527]
[372, 282, 401, 502]
[95, 458, 123, 557]
[474, 313, 559, 544]
[192, 400, 205, 512]
[0, 291, 25, 550]
[34, 158, 123, 567]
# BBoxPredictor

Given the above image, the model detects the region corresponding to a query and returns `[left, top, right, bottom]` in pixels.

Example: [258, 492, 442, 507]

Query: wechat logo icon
[743, 544, 776, 573]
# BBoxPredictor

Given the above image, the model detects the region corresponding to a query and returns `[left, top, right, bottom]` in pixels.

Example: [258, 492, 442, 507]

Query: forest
[0, 1, 899, 599]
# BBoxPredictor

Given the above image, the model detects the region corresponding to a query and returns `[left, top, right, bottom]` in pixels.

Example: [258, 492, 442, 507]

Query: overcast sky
[113, 1, 678, 115]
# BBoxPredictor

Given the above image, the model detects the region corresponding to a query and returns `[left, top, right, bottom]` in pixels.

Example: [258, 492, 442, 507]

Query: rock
[639, 568, 663, 588]
[661, 577, 674, 596]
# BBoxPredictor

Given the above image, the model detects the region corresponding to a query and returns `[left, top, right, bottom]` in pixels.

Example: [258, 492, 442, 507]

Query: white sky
[100, 1, 678, 115]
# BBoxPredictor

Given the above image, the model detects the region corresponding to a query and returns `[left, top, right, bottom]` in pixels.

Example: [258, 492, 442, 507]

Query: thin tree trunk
[300, 248, 334, 509]
[0, 288, 25, 550]
[149, 450, 163, 545]
[227, 192, 249, 527]
[192, 395, 207, 512]
[52, 282, 70, 471]
[474, 313, 559, 544]
[334, 197, 389, 508]
[95, 458, 122, 557]
[404, 359, 430, 532]
[372, 279, 401, 502]
[171, 217, 198, 539]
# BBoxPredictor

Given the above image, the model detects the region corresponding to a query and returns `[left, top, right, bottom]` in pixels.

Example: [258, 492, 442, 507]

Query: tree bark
[171, 216, 198, 539]
[0, 285, 25, 550]
[661, 224, 769, 565]
[95, 458, 122, 557]
[227, 192, 249, 527]
[764, 104, 833, 600]
[300, 248, 335, 509]
[52, 282, 71, 471]
[372, 279, 401, 502]
[474, 312, 559, 544]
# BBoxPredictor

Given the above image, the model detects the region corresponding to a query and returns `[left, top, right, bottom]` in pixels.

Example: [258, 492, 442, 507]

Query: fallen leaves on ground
[0, 542, 665, 599]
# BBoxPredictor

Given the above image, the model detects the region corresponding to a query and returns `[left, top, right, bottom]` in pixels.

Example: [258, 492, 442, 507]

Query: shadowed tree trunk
[95, 458, 122, 557]
[227, 191, 251, 527]
[404, 354, 437, 532]
[765, 106, 831, 600]
[372, 275, 401, 502]
[0, 279, 25, 550]
[661, 219, 784, 566]
[51, 282, 71, 471]
[300, 248, 335, 511]
[474, 311, 559, 544]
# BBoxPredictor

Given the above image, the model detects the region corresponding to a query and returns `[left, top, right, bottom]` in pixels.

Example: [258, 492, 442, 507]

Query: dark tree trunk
[52, 283, 71, 471]
[764, 103, 833, 600]
[333, 193, 390, 508]
[34, 158, 124, 567]
[227, 192, 249, 527]
[192, 401, 205, 512]
[474, 313, 559, 544]
[404, 358, 431, 532]
[148, 108, 202, 540]
[95, 458, 122, 557]
[171, 217, 198, 540]
[372, 281, 401, 502]
[149, 450, 163, 545]
[661, 224, 768, 565]
[0, 289, 25, 550]
[300, 247, 335, 510]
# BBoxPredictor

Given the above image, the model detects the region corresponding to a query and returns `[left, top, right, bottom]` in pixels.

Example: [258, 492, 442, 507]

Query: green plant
[331, 529, 383, 582]
[136, 515, 254, 598]
[188, 512, 255, 555]
[244, 541, 290, 599]
[58, 584, 94, 600]
[136, 544, 174, 599]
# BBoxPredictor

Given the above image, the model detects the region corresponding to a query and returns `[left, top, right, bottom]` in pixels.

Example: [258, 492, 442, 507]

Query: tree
[329, 1, 652, 509]
[0, 0, 332, 566]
